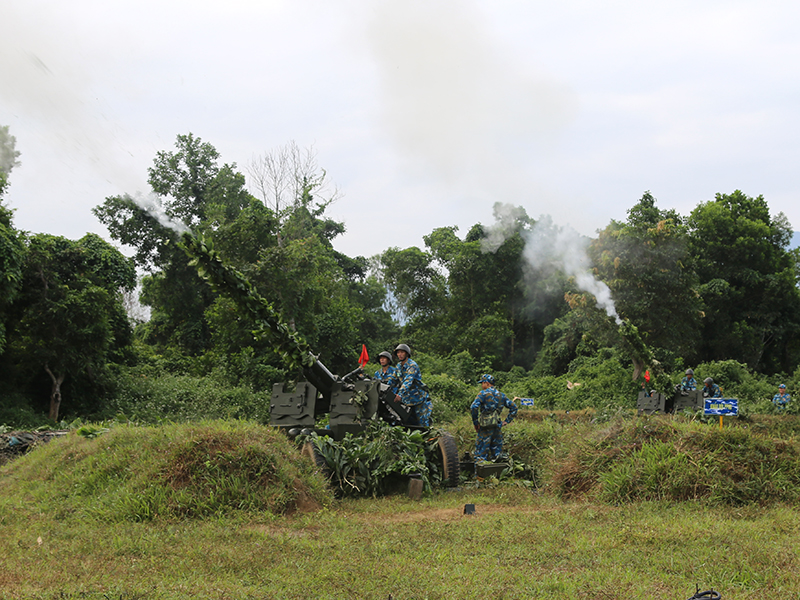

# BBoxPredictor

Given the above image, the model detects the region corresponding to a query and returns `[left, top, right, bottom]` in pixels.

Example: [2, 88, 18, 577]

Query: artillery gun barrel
[304, 359, 338, 402]
[179, 232, 316, 374]
[180, 232, 349, 402]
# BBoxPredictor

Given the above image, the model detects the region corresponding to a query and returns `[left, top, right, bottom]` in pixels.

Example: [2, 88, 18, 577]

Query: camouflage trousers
[474, 426, 504, 461]
[403, 393, 432, 427]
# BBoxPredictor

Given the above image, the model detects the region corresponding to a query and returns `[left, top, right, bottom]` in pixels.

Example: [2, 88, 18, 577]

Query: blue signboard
[704, 398, 738, 416]
[519, 398, 535, 407]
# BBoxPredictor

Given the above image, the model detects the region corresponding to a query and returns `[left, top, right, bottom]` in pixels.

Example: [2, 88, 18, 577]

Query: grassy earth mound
[550, 415, 800, 505]
[0, 420, 332, 522]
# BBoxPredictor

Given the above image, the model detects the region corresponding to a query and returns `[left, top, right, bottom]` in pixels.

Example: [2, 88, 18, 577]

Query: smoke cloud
[482, 202, 621, 323]
[365, 0, 576, 207]
[480, 203, 530, 253]
[0, 4, 146, 198]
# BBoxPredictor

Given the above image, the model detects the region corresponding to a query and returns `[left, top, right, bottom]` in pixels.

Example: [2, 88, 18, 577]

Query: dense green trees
[376, 205, 570, 372]
[95, 134, 392, 380]
[1, 234, 135, 420]
[686, 191, 800, 372]
[3, 120, 800, 427]
[590, 192, 702, 366]
[549, 190, 800, 377]
[0, 126, 23, 354]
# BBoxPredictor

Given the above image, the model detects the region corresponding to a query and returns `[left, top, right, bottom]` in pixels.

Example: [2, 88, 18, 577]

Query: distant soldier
[393, 344, 433, 427]
[702, 377, 722, 399]
[773, 384, 791, 410]
[681, 368, 698, 391]
[470, 374, 518, 463]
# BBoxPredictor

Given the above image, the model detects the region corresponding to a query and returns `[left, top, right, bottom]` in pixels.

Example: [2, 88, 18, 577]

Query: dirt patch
[286, 478, 323, 514]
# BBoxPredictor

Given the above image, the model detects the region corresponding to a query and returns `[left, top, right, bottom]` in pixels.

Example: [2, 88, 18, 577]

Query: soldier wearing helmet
[393, 343, 433, 427]
[702, 377, 722, 399]
[470, 374, 519, 463]
[373, 351, 399, 395]
[680, 368, 697, 391]
[773, 384, 791, 410]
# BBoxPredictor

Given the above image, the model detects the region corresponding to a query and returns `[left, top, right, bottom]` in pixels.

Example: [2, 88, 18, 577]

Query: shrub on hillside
[0, 392, 47, 429]
[551, 416, 800, 505]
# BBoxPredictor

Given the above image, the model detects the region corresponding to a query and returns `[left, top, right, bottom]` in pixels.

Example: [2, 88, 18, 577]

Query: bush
[694, 359, 749, 389]
[104, 368, 272, 424]
[0, 392, 48, 429]
[551, 415, 800, 505]
[426, 373, 474, 414]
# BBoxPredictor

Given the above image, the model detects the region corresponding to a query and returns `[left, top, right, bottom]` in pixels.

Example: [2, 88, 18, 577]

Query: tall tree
[377, 204, 563, 369]
[5, 234, 135, 421]
[96, 134, 383, 377]
[686, 190, 800, 372]
[0, 125, 21, 190]
[94, 134, 259, 356]
[590, 192, 702, 366]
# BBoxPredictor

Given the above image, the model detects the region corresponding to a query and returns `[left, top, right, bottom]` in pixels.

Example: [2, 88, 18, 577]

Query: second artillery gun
[270, 358, 421, 440]
[180, 233, 460, 485]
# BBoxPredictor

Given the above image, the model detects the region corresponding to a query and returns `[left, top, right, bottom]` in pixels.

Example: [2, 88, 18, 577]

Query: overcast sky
[2, 0, 799, 260]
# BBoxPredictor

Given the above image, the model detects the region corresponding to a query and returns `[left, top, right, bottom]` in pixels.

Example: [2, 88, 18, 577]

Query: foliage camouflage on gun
[179, 232, 314, 373]
[617, 320, 653, 379]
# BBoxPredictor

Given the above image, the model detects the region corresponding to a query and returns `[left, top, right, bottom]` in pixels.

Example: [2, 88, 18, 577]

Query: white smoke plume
[127, 192, 191, 237]
[482, 203, 621, 323]
[480, 203, 530, 253]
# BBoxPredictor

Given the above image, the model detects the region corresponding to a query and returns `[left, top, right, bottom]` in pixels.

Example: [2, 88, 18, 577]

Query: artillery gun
[637, 388, 704, 414]
[179, 233, 460, 485]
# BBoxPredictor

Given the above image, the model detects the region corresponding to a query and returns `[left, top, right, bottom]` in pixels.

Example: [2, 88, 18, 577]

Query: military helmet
[704, 377, 713, 385]
[394, 343, 412, 357]
[378, 351, 393, 365]
[479, 374, 495, 385]
[685, 368, 694, 376]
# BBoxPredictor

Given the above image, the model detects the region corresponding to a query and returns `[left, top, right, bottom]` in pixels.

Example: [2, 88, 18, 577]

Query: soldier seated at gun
[373, 351, 399, 394]
[702, 377, 722, 398]
[677, 368, 698, 394]
[393, 344, 433, 427]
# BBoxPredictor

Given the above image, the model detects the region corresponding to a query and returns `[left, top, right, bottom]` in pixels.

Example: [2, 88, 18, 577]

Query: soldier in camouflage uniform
[374, 351, 399, 395]
[393, 344, 433, 427]
[773, 384, 791, 410]
[680, 368, 698, 391]
[470, 374, 518, 463]
[702, 377, 722, 398]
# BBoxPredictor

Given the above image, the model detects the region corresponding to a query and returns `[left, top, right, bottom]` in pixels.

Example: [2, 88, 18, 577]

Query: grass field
[2, 416, 800, 599]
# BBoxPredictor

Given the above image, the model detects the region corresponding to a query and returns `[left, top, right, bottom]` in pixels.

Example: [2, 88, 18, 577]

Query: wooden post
[408, 478, 423, 500]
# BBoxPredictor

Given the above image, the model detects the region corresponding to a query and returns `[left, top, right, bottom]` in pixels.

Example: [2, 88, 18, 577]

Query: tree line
[1, 129, 799, 424]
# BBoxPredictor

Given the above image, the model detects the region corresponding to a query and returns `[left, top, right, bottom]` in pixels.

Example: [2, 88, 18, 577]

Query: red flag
[358, 344, 369, 367]
[644, 370, 651, 383]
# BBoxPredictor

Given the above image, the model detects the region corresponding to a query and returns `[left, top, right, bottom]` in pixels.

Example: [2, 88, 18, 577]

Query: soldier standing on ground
[470, 374, 518, 463]
[773, 384, 791, 410]
[393, 344, 433, 427]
